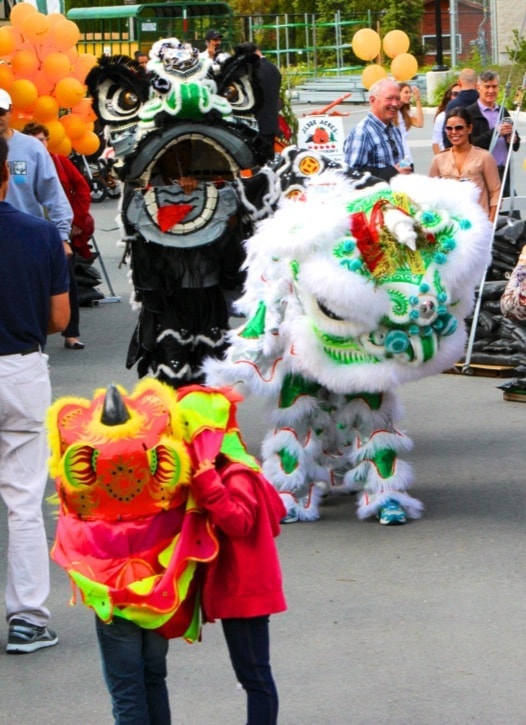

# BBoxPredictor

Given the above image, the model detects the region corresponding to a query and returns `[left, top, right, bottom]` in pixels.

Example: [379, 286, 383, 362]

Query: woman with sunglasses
[429, 107, 501, 222]
[431, 83, 460, 154]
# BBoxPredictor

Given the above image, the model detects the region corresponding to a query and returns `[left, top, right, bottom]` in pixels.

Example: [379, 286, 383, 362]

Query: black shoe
[7, 619, 58, 654]
[64, 340, 85, 350]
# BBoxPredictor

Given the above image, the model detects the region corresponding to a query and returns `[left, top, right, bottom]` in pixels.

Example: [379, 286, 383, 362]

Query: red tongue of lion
[157, 204, 194, 232]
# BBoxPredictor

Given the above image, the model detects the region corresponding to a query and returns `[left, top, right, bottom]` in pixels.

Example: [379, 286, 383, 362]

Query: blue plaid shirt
[343, 112, 403, 170]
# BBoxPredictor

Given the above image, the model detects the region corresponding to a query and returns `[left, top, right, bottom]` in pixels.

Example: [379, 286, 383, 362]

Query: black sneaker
[6, 618, 59, 654]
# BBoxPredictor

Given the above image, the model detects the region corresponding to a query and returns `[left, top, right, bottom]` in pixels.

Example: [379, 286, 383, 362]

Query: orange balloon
[9, 78, 38, 110]
[32, 71, 54, 96]
[55, 77, 86, 108]
[352, 28, 381, 62]
[72, 131, 100, 156]
[382, 30, 410, 59]
[21, 12, 50, 44]
[33, 95, 59, 123]
[11, 49, 39, 78]
[10, 109, 33, 130]
[43, 52, 71, 83]
[60, 113, 86, 139]
[0, 26, 16, 56]
[50, 135, 72, 157]
[390, 53, 418, 82]
[0, 64, 14, 90]
[10, 3, 37, 31]
[71, 97, 97, 123]
[72, 54, 98, 83]
[361, 64, 387, 90]
[45, 119, 66, 147]
[47, 13, 67, 28]
[49, 20, 80, 53]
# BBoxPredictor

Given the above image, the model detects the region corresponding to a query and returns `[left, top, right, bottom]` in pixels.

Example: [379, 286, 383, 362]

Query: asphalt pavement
[1, 111, 525, 725]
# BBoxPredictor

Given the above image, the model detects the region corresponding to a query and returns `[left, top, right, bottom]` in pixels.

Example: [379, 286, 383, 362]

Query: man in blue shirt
[0, 135, 70, 653]
[467, 70, 521, 198]
[344, 78, 411, 182]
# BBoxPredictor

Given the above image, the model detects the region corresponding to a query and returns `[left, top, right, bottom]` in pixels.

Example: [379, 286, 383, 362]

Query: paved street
[1, 111, 525, 724]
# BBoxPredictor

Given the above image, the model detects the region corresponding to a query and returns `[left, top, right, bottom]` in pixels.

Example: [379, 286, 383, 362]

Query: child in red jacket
[188, 436, 287, 725]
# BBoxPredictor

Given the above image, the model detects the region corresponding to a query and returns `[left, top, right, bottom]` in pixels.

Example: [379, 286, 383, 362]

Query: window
[422, 34, 463, 55]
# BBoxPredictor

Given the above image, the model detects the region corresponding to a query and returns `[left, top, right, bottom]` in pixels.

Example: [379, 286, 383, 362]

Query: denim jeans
[221, 616, 278, 725]
[95, 616, 171, 725]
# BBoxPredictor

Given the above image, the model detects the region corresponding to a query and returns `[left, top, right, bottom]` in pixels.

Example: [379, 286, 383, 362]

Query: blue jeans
[221, 616, 278, 725]
[95, 616, 171, 725]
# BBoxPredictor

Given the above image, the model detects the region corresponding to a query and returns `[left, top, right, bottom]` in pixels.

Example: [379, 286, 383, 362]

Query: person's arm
[33, 143, 73, 242]
[483, 153, 502, 222]
[60, 155, 92, 226]
[409, 86, 424, 128]
[48, 292, 70, 333]
[48, 224, 70, 332]
[432, 112, 444, 154]
[191, 463, 259, 538]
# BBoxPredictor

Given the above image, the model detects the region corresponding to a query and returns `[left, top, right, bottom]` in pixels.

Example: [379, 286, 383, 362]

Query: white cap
[0, 88, 12, 111]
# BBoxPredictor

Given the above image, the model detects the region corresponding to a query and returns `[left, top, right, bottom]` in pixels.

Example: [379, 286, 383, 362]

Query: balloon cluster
[0, 2, 99, 155]
[351, 29, 418, 90]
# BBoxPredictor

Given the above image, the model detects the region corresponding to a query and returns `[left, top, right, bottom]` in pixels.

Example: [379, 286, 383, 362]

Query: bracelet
[194, 459, 215, 476]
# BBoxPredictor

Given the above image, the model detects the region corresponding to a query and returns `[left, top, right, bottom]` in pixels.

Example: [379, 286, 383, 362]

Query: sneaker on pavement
[6, 618, 58, 654]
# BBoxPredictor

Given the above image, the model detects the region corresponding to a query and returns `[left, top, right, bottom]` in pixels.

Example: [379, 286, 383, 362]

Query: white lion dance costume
[205, 172, 492, 524]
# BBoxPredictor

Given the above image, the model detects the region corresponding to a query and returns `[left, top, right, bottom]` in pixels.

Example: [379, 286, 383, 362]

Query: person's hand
[395, 163, 412, 175]
[62, 241, 73, 257]
[71, 224, 82, 236]
[411, 85, 421, 102]
[500, 120, 513, 138]
[187, 429, 225, 470]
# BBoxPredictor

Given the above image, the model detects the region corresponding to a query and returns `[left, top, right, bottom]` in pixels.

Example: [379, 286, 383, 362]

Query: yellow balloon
[391, 53, 418, 82]
[45, 119, 66, 147]
[11, 49, 39, 78]
[0, 64, 14, 90]
[33, 95, 59, 123]
[361, 64, 387, 90]
[352, 28, 381, 62]
[382, 30, 411, 59]
[43, 52, 71, 83]
[49, 20, 81, 53]
[10, 3, 37, 31]
[0, 26, 16, 56]
[21, 12, 50, 44]
[54, 77, 86, 108]
[72, 130, 100, 156]
[9, 78, 38, 110]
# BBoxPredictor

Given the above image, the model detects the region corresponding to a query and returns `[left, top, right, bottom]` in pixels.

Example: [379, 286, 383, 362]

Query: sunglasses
[445, 124, 467, 132]
[0, 107, 10, 116]
[386, 129, 401, 163]
[450, 91, 459, 97]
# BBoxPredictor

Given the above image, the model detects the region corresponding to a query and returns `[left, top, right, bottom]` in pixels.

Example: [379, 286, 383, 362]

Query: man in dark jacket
[442, 68, 479, 148]
[467, 70, 520, 198]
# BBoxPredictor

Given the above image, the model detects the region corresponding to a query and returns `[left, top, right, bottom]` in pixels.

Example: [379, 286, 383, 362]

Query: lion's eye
[118, 89, 139, 111]
[223, 84, 239, 103]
